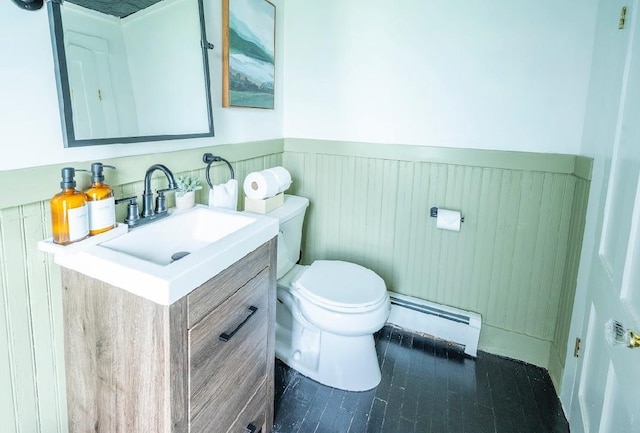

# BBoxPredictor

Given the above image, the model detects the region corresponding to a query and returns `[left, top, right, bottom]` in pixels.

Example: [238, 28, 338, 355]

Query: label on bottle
[67, 204, 89, 242]
[88, 196, 116, 231]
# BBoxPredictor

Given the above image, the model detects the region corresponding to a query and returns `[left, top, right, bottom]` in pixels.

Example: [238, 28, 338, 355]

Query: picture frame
[222, 0, 276, 109]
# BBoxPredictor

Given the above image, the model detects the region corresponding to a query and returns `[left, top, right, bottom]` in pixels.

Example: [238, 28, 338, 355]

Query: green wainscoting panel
[0, 137, 589, 430]
[0, 140, 283, 433]
[284, 138, 591, 392]
[285, 138, 593, 179]
[0, 139, 284, 209]
[1, 203, 67, 433]
[548, 175, 590, 389]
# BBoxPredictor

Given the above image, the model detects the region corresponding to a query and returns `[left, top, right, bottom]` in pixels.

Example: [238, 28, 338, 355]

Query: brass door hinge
[619, 6, 627, 30]
[574, 337, 581, 358]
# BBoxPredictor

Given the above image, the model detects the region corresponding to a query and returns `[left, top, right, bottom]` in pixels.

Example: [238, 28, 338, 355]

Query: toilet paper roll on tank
[243, 167, 292, 213]
[243, 166, 292, 200]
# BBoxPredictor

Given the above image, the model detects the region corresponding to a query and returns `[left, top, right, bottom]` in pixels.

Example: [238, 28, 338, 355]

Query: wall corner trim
[573, 156, 594, 181]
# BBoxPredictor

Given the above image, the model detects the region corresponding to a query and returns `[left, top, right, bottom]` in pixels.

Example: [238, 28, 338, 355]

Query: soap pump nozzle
[60, 167, 88, 189]
[90, 162, 116, 184]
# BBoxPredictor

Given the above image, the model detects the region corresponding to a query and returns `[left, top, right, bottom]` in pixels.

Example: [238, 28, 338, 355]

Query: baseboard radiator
[386, 291, 482, 357]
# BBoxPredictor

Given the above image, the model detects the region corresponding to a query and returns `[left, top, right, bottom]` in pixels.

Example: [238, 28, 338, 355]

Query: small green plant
[175, 175, 203, 197]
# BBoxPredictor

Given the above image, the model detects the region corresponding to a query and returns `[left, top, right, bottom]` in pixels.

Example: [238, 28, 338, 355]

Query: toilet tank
[265, 195, 309, 279]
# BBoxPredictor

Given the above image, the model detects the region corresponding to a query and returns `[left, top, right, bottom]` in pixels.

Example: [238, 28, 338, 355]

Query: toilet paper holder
[430, 207, 464, 223]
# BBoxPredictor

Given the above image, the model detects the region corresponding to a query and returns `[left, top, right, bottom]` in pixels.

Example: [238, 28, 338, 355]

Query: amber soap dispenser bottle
[50, 167, 89, 245]
[85, 162, 116, 235]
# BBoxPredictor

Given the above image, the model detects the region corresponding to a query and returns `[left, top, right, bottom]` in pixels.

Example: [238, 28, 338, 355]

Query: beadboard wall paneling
[1, 203, 66, 433]
[1, 137, 589, 430]
[548, 176, 590, 385]
[0, 140, 283, 433]
[283, 138, 591, 388]
[0, 139, 284, 210]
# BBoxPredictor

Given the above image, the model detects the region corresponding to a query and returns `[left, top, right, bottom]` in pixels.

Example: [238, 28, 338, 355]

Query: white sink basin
[100, 207, 255, 266]
[50, 205, 278, 305]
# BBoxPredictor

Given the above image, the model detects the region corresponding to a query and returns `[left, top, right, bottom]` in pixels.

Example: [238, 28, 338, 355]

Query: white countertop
[39, 205, 278, 305]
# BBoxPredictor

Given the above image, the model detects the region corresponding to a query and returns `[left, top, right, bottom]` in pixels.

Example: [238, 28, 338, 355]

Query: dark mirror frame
[47, 0, 215, 148]
[12, 0, 44, 10]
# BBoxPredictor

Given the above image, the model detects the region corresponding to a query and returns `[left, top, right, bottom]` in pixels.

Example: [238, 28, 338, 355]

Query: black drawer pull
[245, 423, 260, 433]
[219, 306, 258, 342]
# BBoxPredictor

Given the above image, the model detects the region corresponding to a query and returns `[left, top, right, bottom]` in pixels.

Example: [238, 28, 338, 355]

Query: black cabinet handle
[219, 306, 258, 342]
[245, 423, 260, 433]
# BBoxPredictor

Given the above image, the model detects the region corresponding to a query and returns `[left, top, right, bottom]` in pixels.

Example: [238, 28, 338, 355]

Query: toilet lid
[292, 260, 387, 308]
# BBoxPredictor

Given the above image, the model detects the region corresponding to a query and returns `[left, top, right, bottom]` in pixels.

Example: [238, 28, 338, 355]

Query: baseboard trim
[478, 324, 551, 369]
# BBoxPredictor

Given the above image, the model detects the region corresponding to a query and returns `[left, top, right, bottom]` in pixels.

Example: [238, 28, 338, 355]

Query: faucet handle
[115, 196, 140, 227]
[155, 186, 177, 214]
[115, 196, 137, 204]
[155, 190, 169, 215]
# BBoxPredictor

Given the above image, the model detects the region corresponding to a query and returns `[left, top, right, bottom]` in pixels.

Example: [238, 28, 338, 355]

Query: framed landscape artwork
[222, 0, 275, 109]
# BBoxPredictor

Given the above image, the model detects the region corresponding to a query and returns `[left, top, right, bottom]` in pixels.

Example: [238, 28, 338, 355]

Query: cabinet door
[189, 268, 269, 433]
[226, 381, 266, 433]
[188, 244, 270, 328]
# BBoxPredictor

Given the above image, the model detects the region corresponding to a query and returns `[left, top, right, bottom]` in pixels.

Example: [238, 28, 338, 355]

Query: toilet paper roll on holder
[430, 207, 464, 223]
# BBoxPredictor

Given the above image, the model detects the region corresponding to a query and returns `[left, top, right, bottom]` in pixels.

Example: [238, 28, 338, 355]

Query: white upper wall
[2, 0, 598, 170]
[283, 0, 598, 154]
[0, 0, 284, 170]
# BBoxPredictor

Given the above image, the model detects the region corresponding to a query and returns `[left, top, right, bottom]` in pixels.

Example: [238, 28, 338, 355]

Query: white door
[66, 44, 106, 139]
[568, 2, 640, 432]
[64, 33, 120, 140]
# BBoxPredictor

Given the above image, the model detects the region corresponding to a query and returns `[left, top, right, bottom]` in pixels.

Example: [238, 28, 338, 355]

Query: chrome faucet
[142, 164, 178, 218]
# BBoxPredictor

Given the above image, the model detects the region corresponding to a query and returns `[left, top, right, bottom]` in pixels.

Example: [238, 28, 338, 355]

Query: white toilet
[263, 194, 390, 391]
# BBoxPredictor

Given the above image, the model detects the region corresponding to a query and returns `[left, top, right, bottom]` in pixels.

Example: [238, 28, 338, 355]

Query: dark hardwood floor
[272, 325, 569, 433]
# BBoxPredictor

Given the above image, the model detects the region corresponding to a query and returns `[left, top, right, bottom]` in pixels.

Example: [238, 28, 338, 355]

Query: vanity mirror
[47, 0, 214, 147]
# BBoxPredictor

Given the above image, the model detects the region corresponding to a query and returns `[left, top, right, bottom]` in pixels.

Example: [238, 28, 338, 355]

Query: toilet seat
[292, 260, 387, 310]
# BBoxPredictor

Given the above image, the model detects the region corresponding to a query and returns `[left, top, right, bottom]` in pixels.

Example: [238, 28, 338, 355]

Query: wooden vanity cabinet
[61, 239, 276, 433]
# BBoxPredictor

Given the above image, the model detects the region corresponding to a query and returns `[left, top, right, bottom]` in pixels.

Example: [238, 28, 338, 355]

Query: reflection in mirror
[47, 0, 214, 147]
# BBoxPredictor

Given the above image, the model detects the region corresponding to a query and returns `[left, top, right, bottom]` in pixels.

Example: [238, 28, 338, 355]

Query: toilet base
[275, 301, 382, 392]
